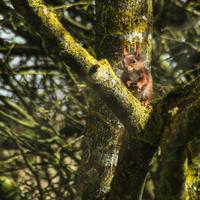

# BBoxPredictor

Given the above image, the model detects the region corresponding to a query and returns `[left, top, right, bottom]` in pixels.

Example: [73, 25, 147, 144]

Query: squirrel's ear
[121, 39, 128, 56]
[134, 42, 141, 60]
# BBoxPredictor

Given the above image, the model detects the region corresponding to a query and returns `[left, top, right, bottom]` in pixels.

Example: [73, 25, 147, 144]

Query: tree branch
[157, 94, 200, 199]
[10, 0, 151, 137]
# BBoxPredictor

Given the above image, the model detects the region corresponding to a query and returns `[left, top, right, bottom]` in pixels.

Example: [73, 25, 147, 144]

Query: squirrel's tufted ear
[121, 39, 129, 56]
[134, 42, 141, 61]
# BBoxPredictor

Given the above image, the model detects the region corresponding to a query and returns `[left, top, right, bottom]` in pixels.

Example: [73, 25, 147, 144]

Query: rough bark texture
[95, 0, 152, 68]
[156, 94, 200, 200]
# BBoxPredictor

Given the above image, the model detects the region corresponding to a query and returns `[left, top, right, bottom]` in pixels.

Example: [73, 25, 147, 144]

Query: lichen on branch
[10, 0, 151, 138]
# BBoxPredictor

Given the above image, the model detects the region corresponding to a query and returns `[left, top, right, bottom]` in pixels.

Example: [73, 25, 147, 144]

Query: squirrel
[121, 40, 153, 106]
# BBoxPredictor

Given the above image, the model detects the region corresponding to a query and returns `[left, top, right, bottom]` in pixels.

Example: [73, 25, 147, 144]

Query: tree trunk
[79, 0, 153, 199]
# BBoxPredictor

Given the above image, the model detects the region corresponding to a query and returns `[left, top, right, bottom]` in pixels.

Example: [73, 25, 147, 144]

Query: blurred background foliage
[0, 0, 199, 199]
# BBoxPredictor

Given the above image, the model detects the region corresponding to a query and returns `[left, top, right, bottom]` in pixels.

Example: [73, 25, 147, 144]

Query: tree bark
[156, 96, 200, 200]
[94, 1, 153, 199]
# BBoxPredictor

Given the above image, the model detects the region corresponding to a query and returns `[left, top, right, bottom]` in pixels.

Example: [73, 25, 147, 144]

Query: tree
[0, 0, 199, 200]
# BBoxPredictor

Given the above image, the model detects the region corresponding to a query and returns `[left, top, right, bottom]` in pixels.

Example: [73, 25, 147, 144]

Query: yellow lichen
[168, 106, 179, 117]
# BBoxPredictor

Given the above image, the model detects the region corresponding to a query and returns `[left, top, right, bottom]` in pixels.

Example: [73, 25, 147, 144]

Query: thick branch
[10, 0, 151, 137]
[110, 77, 200, 200]
[157, 95, 200, 199]
[142, 77, 200, 143]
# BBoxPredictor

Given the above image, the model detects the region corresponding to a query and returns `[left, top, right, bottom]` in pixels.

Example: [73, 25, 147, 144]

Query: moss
[168, 106, 179, 117]
[26, 0, 97, 74]
[185, 165, 200, 200]
[96, 1, 150, 35]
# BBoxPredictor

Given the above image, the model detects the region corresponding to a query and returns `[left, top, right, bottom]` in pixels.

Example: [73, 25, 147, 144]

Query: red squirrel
[121, 41, 153, 106]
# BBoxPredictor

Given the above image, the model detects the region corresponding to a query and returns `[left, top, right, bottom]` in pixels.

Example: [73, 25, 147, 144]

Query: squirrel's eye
[131, 59, 136, 64]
